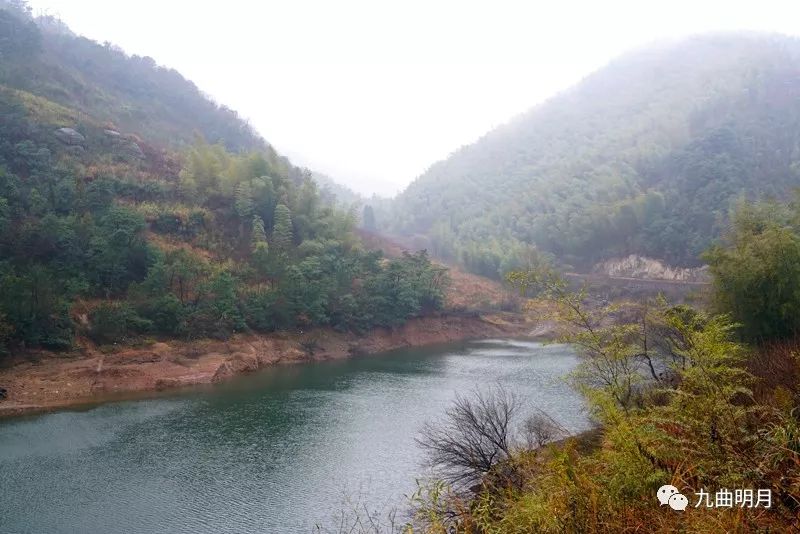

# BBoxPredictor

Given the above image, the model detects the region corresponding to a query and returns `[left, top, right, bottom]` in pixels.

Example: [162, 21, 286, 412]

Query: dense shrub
[135, 294, 185, 336]
[705, 198, 800, 341]
[88, 302, 151, 344]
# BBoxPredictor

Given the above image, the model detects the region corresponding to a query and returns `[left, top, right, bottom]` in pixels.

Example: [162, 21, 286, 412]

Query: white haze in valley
[26, 0, 800, 196]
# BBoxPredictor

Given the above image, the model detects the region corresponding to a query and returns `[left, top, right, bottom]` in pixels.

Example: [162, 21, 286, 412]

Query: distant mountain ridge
[386, 33, 800, 277]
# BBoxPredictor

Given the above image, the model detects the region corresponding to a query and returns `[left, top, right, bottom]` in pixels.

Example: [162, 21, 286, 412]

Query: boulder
[122, 141, 146, 159]
[102, 129, 145, 159]
[212, 362, 235, 383]
[54, 127, 85, 145]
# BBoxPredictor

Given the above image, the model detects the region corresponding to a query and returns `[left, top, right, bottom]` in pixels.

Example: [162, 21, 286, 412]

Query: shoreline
[0, 312, 531, 419]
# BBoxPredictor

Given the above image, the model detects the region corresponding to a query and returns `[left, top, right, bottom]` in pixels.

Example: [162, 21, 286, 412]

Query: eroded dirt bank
[0, 313, 528, 418]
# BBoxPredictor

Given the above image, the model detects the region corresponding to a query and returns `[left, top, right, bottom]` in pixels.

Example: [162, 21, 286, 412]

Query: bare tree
[417, 384, 519, 487]
[522, 409, 569, 449]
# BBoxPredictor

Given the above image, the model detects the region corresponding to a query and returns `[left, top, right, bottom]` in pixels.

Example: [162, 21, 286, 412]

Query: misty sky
[26, 0, 800, 197]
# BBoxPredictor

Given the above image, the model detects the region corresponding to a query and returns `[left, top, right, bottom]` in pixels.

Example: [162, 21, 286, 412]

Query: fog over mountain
[3, 3, 800, 533]
[383, 33, 800, 275]
[25, 0, 800, 196]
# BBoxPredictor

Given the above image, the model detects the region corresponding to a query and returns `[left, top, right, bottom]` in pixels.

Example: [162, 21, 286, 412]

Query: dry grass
[749, 339, 800, 401]
[357, 230, 517, 312]
[12, 87, 84, 126]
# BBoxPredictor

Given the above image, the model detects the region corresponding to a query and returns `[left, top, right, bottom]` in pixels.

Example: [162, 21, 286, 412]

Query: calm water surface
[0, 339, 588, 533]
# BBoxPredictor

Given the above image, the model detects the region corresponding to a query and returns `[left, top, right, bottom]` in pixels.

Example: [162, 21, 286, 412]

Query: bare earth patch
[0, 313, 527, 417]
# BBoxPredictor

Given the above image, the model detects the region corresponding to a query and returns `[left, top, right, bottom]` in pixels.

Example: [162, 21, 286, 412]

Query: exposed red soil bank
[0, 313, 527, 418]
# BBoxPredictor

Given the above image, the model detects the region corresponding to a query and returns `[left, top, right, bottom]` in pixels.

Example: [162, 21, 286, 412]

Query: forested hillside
[0, 2, 448, 354]
[385, 33, 800, 277]
[312, 171, 363, 208]
[0, 1, 263, 152]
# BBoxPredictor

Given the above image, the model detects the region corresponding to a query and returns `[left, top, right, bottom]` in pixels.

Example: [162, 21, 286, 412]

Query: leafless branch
[416, 384, 519, 487]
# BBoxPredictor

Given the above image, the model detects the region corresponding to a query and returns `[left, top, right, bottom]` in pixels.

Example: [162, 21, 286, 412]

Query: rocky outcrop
[593, 255, 709, 283]
[54, 127, 85, 145]
[121, 140, 145, 159]
[103, 129, 145, 159]
[211, 362, 235, 383]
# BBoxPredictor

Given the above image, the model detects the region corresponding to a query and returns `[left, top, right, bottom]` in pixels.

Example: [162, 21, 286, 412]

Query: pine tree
[234, 182, 253, 219]
[251, 215, 268, 249]
[272, 203, 293, 251]
[362, 205, 376, 230]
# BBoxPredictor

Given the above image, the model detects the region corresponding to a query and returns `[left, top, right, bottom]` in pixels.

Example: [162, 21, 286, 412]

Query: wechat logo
[658, 485, 688, 511]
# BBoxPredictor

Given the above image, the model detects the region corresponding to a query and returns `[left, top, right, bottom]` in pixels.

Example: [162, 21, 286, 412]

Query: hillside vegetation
[0, 1, 263, 152]
[0, 3, 448, 355]
[384, 34, 800, 277]
[387, 197, 800, 533]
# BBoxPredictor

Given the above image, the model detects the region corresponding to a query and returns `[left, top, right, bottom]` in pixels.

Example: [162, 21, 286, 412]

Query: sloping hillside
[0, 3, 449, 355]
[358, 229, 517, 311]
[0, 1, 264, 152]
[387, 33, 800, 275]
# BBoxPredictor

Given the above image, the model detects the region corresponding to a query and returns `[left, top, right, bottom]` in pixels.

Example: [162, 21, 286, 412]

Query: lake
[0, 339, 588, 533]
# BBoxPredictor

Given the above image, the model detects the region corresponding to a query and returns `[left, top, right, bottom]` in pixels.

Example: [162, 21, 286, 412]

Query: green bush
[136, 294, 185, 336]
[182, 271, 246, 340]
[242, 289, 288, 332]
[153, 212, 182, 234]
[704, 199, 800, 341]
[88, 302, 151, 344]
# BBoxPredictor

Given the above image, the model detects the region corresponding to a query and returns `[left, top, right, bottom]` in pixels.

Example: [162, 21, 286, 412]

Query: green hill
[0, 2, 447, 353]
[1, 2, 264, 152]
[386, 33, 800, 276]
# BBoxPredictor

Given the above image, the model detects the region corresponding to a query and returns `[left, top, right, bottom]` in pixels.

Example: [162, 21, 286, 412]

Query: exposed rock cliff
[592, 255, 709, 283]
